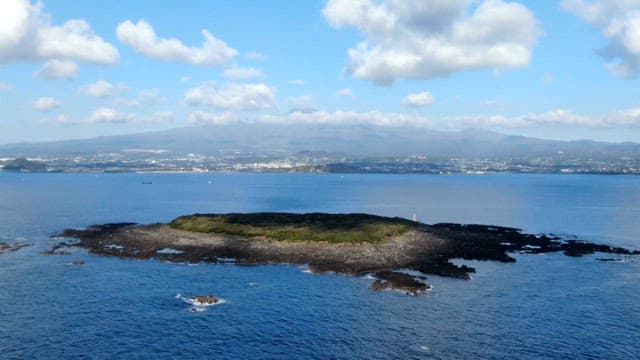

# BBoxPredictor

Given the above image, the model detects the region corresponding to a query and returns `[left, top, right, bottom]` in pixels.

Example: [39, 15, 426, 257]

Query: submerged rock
[43, 242, 75, 255]
[370, 271, 431, 295]
[0, 242, 31, 255]
[413, 258, 475, 280]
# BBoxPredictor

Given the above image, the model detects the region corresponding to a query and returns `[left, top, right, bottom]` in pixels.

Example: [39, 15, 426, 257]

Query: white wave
[299, 265, 313, 274]
[176, 294, 226, 312]
[156, 248, 184, 255]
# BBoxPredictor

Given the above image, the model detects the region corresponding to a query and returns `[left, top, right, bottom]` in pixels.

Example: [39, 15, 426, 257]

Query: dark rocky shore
[0, 242, 31, 255]
[57, 213, 639, 295]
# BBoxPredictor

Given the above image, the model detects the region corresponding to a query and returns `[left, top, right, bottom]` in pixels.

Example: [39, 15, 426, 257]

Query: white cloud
[289, 79, 305, 85]
[222, 66, 264, 79]
[180, 76, 191, 83]
[33, 96, 60, 112]
[88, 108, 135, 124]
[336, 88, 353, 97]
[323, 0, 541, 85]
[44, 109, 172, 125]
[447, 109, 640, 128]
[288, 95, 315, 109]
[260, 110, 429, 126]
[188, 110, 239, 124]
[233, 108, 640, 129]
[0, 82, 12, 91]
[562, 0, 640, 77]
[185, 82, 277, 111]
[47, 106, 640, 129]
[40, 114, 73, 125]
[81, 80, 116, 98]
[115, 88, 164, 107]
[0, 0, 118, 64]
[403, 91, 435, 107]
[116, 20, 238, 66]
[35, 59, 78, 80]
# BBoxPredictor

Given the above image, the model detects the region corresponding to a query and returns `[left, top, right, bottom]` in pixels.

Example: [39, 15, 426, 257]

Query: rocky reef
[0, 242, 31, 255]
[56, 213, 639, 295]
[190, 296, 220, 305]
[371, 271, 431, 295]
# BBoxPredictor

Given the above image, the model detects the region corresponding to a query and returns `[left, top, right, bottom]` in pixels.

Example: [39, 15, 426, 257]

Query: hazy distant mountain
[1, 124, 639, 159]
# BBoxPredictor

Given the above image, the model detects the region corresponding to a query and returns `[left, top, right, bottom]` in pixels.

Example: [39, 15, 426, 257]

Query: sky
[1, 0, 639, 145]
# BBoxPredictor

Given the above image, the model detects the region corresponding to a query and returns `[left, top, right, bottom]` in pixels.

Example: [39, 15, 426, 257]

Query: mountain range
[1, 124, 639, 160]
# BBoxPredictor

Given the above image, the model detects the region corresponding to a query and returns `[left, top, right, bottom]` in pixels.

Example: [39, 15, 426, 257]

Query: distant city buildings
[1, 152, 638, 175]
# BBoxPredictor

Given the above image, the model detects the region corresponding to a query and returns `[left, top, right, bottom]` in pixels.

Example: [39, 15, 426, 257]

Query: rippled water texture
[1, 173, 639, 359]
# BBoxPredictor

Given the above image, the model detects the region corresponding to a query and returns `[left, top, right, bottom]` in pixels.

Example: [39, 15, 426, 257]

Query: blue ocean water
[0, 173, 639, 359]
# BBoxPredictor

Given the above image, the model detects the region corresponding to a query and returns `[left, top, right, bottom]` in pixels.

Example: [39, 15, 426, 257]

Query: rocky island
[59, 213, 638, 295]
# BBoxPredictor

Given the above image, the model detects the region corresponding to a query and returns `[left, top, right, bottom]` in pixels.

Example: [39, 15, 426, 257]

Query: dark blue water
[1, 173, 639, 359]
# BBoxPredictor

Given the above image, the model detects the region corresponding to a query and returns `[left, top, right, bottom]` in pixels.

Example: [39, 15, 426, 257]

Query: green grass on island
[169, 213, 418, 244]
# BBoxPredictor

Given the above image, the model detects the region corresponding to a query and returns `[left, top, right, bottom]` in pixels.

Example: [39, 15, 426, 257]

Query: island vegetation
[169, 213, 416, 244]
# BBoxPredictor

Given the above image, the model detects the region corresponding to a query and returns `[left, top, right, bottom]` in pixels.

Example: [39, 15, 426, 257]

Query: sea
[1, 173, 639, 359]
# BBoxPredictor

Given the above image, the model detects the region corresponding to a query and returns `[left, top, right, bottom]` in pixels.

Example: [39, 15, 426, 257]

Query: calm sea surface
[1, 173, 639, 359]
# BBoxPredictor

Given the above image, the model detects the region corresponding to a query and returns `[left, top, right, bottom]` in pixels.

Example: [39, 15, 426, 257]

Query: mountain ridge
[1, 123, 639, 159]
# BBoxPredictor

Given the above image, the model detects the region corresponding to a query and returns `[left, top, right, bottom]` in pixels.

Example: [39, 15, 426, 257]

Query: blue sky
[1, 0, 639, 144]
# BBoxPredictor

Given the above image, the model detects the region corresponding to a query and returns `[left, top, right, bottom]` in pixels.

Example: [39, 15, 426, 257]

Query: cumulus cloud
[222, 66, 264, 79]
[0, 82, 12, 91]
[35, 59, 78, 80]
[323, 0, 541, 85]
[0, 0, 118, 64]
[44, 109, 175, 125]
[403, 91, 435, 107]
[289, 79, 305, 85]
[562, 0, 640, 77]
[88, 108, 135, 124]
[117, 20, 238, 66]
[336, 88, 353, 97]
[33, 96, 60, 112]
[187, 110, 239, 124]
[115, 88, 164, 107]
[260, 110, 430, 126]
[187, 108, 640, 129]
[185, 82, 277, 111]
[81, 80, 117, 98]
